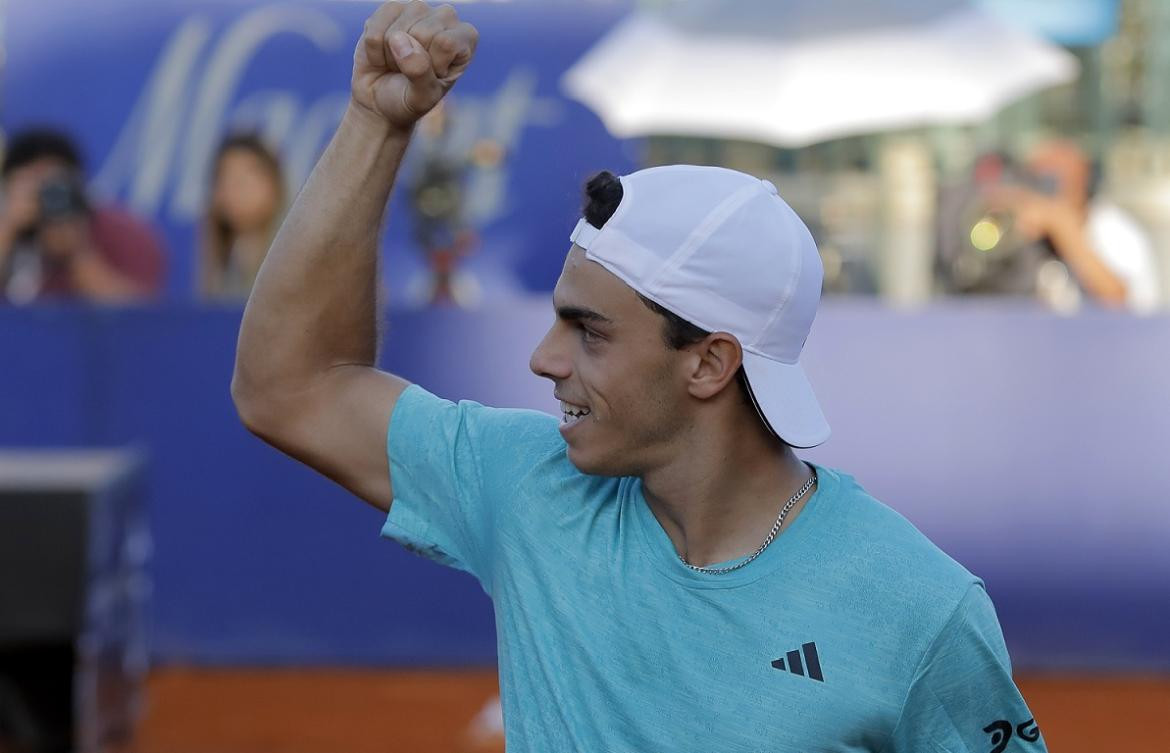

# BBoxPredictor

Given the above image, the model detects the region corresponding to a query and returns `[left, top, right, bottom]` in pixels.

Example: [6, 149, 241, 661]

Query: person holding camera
[987, 139, 1160, 312]
[0, 128, 165, 304]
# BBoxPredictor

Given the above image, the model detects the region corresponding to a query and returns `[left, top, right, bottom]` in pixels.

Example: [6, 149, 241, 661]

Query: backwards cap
[570, 165, 830, 447]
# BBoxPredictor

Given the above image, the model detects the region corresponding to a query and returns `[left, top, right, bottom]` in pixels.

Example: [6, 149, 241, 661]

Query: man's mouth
[560, 400, 592, 426]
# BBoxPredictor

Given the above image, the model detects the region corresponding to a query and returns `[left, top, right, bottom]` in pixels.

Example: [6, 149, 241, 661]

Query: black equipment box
[0, 450, 149, 753]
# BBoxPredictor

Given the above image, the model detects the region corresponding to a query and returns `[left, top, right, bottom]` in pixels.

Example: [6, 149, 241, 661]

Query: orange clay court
[131, 668, 1170, 753]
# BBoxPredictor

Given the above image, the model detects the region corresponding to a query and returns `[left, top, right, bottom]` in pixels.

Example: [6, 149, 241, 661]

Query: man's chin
[565, 445, 626, 478]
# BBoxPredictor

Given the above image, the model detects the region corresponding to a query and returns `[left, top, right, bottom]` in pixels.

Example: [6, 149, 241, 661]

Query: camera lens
[38, 177, 88, 221]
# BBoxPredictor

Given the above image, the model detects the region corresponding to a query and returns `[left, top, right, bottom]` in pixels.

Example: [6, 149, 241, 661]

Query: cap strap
[569, 218, 601, 250]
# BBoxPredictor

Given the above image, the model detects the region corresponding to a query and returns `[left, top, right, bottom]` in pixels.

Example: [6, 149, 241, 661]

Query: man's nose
[530, 328, 570, 381]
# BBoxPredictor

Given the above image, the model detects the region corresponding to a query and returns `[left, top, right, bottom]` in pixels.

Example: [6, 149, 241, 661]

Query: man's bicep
[267, 366, 409, 513]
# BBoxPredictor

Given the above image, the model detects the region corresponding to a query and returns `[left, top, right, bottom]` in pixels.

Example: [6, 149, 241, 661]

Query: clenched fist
[351, 1, 478, 131]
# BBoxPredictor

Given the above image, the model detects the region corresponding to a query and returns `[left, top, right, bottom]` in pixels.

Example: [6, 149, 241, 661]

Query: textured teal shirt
[382, 385, 1046, 752]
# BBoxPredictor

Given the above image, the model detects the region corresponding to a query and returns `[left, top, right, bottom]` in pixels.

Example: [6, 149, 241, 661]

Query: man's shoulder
[398, 383, 558, 436]
[803, 467, 990, 676]
[817, 465, 981, 599]
[395, 384, 573, 477]
[394, 386, 623, 532]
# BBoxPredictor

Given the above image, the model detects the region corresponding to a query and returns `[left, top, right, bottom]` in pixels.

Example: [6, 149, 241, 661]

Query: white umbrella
[562, 0, 1079, 147]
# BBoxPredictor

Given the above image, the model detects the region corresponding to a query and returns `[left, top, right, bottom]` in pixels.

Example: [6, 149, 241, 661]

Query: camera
[37, 175, 90, 223]
[935, 153, 1060, 295]
[0, 176, 93, 303]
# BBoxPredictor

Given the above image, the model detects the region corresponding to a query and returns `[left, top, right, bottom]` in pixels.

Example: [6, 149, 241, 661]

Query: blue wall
[2, 302, 1168, 669]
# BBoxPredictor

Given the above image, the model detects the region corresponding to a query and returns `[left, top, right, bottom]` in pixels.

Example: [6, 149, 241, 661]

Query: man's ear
[686, 332, 743, 400]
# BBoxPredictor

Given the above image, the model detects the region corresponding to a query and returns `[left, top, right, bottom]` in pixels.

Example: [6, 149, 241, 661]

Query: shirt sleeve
[380, 384, 561, 591]
[1087, 203, 1161, 313]
[90, 207, 166, 294]
[882, 583, 1047, 753]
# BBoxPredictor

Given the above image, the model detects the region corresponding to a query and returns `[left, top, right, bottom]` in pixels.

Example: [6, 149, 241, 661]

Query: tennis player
[232, 2, 1047, 750]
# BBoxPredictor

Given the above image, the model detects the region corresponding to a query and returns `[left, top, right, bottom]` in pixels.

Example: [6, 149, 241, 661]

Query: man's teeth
[560, 401, 591, 421]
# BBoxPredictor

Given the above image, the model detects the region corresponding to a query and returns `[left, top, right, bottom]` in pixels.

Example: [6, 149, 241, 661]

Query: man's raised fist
[351, 1, 478, 131]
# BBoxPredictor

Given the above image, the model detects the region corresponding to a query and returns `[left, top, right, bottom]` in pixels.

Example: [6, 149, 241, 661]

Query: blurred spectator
[989, 140, 1160, 312]
[0, 128, 165, 304]
[199, 133, 285, 300]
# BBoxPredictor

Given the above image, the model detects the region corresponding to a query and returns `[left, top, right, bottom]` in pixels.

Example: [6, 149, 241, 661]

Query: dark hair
[582, 171, 762, 421]
[2, 128, 83, 178]
[583, 171, 710, 349]
[200, 132, 286, 297]
[213, 132, 283, 182]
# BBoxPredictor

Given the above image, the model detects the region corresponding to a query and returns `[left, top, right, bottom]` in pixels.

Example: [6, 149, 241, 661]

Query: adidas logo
[771, 642, 824, 682]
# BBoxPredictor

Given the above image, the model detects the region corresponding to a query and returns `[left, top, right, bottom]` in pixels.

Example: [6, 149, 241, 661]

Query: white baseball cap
[568, 164, 830, 448]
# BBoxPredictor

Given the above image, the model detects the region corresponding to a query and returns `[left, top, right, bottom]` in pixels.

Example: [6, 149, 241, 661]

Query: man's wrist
[344, 100, 416, 143]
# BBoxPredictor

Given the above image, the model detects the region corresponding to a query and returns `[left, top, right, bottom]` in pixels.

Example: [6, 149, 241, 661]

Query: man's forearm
[234, 104, 412, 404]
[1048, 220, 1128, 306]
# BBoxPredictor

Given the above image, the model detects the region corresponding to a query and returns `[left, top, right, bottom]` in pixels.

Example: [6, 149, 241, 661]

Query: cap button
[761, 179, 778, 196]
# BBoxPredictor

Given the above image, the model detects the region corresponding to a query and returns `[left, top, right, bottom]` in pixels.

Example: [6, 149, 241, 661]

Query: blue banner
[3, 0, 637, 299]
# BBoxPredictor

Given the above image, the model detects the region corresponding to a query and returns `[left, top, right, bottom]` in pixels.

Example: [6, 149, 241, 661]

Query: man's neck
[639, 420, 815, 568]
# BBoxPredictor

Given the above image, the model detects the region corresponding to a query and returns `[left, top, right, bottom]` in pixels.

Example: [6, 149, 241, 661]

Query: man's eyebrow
[555, 305, 613, 325]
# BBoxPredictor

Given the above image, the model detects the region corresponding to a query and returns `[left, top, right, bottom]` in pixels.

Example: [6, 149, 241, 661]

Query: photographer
[0, 128, 165, 304]
[987, 139, 1160, 312]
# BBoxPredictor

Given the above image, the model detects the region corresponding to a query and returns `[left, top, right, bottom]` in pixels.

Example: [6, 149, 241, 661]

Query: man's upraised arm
[231, 2, 478, 512]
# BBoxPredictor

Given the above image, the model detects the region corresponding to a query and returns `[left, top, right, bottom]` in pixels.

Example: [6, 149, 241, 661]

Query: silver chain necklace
[678, 468, 817, 575]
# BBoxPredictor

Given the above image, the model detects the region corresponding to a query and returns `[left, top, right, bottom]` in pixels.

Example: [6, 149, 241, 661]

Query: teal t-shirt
[382, 385, 1046, 753]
